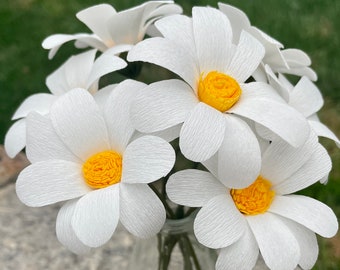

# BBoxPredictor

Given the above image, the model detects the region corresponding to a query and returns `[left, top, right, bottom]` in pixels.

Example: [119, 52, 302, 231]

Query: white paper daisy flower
[128, 6, 310, 188]
[16, 82, 175, 254]
[218, 3, 317, 81]
[166, 134, 338, 270]
[4, 49, 126, 158]
[42, 1, 182, 59]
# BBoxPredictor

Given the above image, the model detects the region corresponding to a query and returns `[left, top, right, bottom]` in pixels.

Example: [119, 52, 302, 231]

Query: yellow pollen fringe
[230, 176, 275, 215]
[198, 71, 242, 112]
[82, 150, 123, 189]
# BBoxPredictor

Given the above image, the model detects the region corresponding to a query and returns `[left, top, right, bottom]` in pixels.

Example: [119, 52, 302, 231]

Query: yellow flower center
[230, 176, 275, 215]
[82, 150, 123, 189]
[198, 71, 242, 112]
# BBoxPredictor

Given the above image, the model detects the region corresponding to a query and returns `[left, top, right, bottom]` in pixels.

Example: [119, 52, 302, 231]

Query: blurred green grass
[1, 0, 340, 268]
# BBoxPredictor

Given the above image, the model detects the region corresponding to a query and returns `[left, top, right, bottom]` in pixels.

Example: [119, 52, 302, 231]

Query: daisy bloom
[128, 6, 310, 188]
[42, 1, 182, 59]
[218, 3, 317, 81]
[167, 133, 338, 270]
[16, 82, 175, 254]
[266, 66, 340, 148]
[4, 49, 126, 158]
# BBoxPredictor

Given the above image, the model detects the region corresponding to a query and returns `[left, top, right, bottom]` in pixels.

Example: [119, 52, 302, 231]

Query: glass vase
[127, 213, 217, 270]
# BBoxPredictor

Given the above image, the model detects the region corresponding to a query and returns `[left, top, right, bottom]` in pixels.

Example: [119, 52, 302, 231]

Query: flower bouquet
[5, 1, 339, 269]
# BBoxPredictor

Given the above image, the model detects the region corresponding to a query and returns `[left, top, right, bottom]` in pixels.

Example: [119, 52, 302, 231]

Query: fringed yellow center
[198, 71, 242, 112]
[82, 150, 123, 189]
[230, 176, 275, 215]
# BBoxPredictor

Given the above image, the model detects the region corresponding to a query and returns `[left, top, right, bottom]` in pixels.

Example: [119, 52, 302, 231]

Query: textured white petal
[280, 217, 318, 270]
[16, 160, 90, 207]
[265, 65, 290, 102]
[56, 200, 92, 254]
[276, 66, 318, 82]
[194, 194, 246, 249]
[261, 132, 318, 184]
[122, 136, 175, 184]
[226, 30, 265, 82]
[87, 54, 127, 88]
[202, 153, 218, 178]
[155, 14, 195, 54]
[218, 3, 251, 43]
[230, 84, 310, 147]
[274, 143, 331, 194]
[50, 89, 110, 161]
[131, 79, 197, 133]
[26, 112, 80, 163]
[218, 115, 261, 189]
[289, 76, 323, 117]
[76, 4, 117, 42]
[180, 103, 226, 162]
[216, 226, 259, 270]
[74, 35, 107, 52]
[104, 80, 145, 152]
[166, 169, 226, 207]
[282, 49, 312, 66]
[4, 119, 26, 158]
[12, 93, 56, 120]
[127, 37, 199, 88]
[93, 84, 117, 107]
[72, 185, 120, 247]
[269, 195, 338, 238]
[309, 119, 340, 147]
[192, 7, 233, 72]
[120, 183, 165, 238]
[148, 124, 181, 143]
[247, 213, 300, 270]
[63, 50, 97, 92]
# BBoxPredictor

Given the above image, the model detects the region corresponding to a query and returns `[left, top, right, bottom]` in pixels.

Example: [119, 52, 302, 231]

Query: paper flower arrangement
[6, 1, 339, 269]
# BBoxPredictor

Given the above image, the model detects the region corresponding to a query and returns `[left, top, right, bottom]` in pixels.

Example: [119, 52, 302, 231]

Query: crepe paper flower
[166, 133, 337, 270]
[218, 3, 317, 82]
[4, 49, 126, 158]
[42, 1, 182, 59]
[265, 66, 340, 148]
[128, 7, 310, 188]
[15, 82, 176, 253]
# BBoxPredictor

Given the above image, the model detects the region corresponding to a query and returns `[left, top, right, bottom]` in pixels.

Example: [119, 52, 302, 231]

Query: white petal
[218, 3, 251, 43]
[26, 112, 80, 163]
[218, 115, 261, 189]
[63, 50, 97, 92]
[247, 213, 300, 270]
[194, 194, 246, 249]
[93, 84, 117, 107]
[202, 153, 218, 178]
[72, 185, 120, 247]
[148, 124, 181, 143]
[12, 93, 56, 120]
[309, 119, 340, 147]
[269, 195, 338, 238]
[282, 49, 311, 66]
[230, 83, 310, 147]
[192, 7, 233, 72]
[180, 103, 226, 162]
[127, 37, 199, 88]
[155, 14, 195, 54]
[226, 30, 265, 82]
[87, 54, 127, 88]
[274, 143, 332, 194]
[104, 80, 145, 152]
[122, 136, 175, 184]
[50, 89, 110, 161]
[280, 217, 318, 270]
[16, 160, 90, 207]
[166, 169, 226, 207]
[216, 226, 259, 270]
[131, 79, 197, 133]
[120, 183, 165, 238]
[56, 200, 92, 254]
[4, 119, 26, 158]
[76, 4, 117, 42]
[289, 76, 323, 117]
[261, 132, 318, 184]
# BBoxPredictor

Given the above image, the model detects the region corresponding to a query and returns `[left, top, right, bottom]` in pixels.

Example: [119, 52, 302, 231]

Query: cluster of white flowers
[6, 1, 339, 269]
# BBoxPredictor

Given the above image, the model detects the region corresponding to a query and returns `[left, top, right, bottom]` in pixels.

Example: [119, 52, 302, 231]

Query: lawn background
[0, 0, 339, 269]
